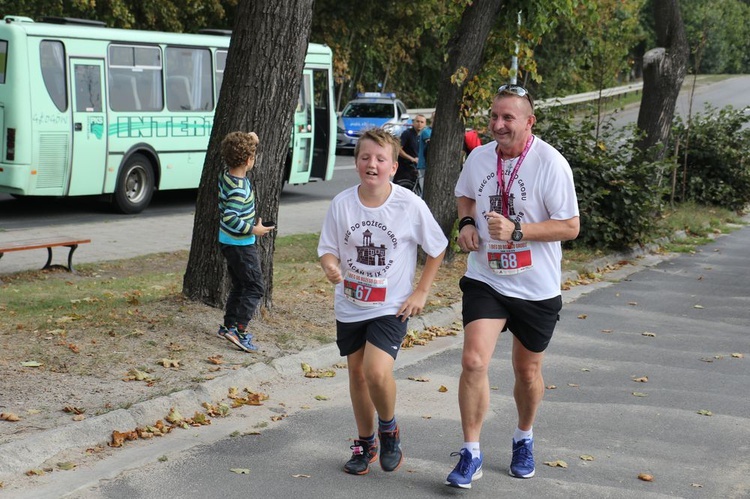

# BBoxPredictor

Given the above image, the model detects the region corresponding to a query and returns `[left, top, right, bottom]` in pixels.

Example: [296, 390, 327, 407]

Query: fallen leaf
[580, 455, 595, 461]
[577, 314, 587, 319]
[230, 468, 251, 474]
[158, 358, 180, 368]
[25, 469, 45, 476]
[291, 474, 311, 478]
[207, 355, 224, 365]
[408, 376, 430, 382]
[638, 473, 654, 482]
[0, 412, 21, 422]
[72, 414, 86, 422]
[731, 353, 744, 359]
[544, 460, 568, 468]
[642, 332, 656, 337]
[546, 385, 557, 389]
[568, 383, 579, 388]
[314, 395, 329, 401]
[21, 361, 43, 367]
[601, 329, 613, 333]
[628, 302, 638, 306]
[63, 406, 86, 415]
[166, 407, 184, 424]
[57, 462, 76, 471]
[693, 304, 704, 309]
[632, 376, 648, 383]
[697, 409, 713, 416]
[632, 392, 648, 397]
[438, 385, 448, 393]
[690, 483, 703, 488]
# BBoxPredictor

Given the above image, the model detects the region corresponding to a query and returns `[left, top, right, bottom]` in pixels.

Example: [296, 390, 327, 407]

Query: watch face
[512, 230, 523, 242]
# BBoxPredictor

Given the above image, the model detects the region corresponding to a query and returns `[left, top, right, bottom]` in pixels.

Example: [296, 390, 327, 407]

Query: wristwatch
[511, 220, 523, 242]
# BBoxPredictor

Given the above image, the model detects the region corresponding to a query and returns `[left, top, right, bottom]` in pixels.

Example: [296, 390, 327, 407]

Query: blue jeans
[220, 243, 264, 329]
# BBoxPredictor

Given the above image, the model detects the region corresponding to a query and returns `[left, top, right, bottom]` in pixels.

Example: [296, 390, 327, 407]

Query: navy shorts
[460, 276, 562, 353]
[336, 315, 408, 360]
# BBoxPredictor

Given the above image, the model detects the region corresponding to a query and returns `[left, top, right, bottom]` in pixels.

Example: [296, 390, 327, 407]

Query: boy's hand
[320, 254, 343, 284]
[252, 217, 275, 236]
[397, 289, 428, 322]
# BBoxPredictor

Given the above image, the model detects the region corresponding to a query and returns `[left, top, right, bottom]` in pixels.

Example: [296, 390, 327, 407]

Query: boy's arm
[396, 249, 446, 322]
[320, 253, 343, 284]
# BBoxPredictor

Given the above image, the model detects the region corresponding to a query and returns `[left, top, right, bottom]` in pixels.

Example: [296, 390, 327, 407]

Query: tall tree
[183, 0, 313, 307]
[635, 0, 689, 159]
[423, 0, 505, 260]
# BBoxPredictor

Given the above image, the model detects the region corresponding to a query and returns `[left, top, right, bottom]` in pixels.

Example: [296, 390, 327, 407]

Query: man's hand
[457, 224, 479, 252]
[486, 212, 514, 241]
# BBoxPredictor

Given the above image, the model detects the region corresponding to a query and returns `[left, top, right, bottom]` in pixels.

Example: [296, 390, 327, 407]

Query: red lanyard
[496, 135, 534, 217]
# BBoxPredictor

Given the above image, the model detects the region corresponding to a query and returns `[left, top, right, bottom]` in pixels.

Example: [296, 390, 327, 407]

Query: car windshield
[342, 102, 393, 118]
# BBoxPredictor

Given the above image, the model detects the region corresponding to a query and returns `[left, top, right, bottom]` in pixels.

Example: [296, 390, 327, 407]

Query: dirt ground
[0, 251, 467, 449]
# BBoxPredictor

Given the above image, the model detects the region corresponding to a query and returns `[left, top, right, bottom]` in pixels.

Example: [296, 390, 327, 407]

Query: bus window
[165, 47, 213, 111]
[0, 40, 7, 83]
[108, 44, 163, 112]
[215, 50, 227, 100]
[40, 40, 67, 111]
[74, 64, 102, 112]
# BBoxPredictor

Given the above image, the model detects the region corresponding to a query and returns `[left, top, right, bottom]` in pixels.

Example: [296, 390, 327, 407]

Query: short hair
[354, 128, 401, 163]
[495, 84, 535, 114]
[221, 131, 259, 169]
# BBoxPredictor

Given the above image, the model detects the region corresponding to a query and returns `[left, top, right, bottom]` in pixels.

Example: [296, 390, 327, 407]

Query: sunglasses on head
[497, 84, 528, 96]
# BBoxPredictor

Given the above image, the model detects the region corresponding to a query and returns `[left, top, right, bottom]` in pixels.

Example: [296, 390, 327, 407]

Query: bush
[669, 106, 750, 212]
[535, 110, 669, 250]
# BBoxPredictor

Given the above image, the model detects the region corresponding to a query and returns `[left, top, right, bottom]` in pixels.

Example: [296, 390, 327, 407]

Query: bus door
[288, 70, 314, 185]
[67, 58, 107, 195]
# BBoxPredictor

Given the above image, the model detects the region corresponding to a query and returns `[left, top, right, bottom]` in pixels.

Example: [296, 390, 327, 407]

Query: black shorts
[336, 315, 408, 360]
[460, 276, 562, 353]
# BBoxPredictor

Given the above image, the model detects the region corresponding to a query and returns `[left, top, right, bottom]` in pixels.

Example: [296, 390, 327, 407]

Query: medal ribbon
[496, 135, 534, 217]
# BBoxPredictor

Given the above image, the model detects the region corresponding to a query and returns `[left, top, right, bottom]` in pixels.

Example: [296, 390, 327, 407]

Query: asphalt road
[13, 218, 748, 499]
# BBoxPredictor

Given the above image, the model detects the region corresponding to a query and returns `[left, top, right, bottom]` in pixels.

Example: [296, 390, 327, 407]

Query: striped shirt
[218, 170, 256, 246]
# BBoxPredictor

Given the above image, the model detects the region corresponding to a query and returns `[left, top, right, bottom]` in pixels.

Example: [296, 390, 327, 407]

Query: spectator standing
[394, 114, 426, 190]
[216, 131, 275, 353]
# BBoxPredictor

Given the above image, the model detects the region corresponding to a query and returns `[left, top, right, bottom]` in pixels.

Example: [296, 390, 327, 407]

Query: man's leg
[511, 336, 545, 431]
[458, 319, 503, 441]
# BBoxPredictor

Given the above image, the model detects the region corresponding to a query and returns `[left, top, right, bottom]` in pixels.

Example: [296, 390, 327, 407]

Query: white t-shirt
[455, 135, 579, 300]
[318, 183, 448, 322]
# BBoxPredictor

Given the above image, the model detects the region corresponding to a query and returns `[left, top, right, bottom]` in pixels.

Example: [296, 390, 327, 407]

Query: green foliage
[536, 109, 668, 250]
[669, 106, 750, 211]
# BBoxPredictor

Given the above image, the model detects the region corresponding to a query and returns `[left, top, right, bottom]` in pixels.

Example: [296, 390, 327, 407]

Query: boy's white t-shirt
[455, 136, 579, 300]
[318, 183, 448, 323]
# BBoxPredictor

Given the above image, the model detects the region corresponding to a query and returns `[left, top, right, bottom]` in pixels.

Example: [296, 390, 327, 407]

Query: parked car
[337, 92, 410, 153]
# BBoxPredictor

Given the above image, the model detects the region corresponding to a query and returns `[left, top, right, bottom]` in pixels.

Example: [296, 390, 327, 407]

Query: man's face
[489, 96, 535, 154]
[412, 116, 427, 133]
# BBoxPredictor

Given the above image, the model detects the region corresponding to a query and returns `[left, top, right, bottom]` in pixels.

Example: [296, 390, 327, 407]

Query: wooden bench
[0, 236, 91, 273]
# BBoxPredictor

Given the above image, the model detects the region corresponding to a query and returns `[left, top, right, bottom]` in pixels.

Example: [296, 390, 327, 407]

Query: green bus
[0, 16, 336, 213]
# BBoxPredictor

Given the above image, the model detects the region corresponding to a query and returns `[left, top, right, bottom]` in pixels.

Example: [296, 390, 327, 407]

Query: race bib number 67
[344, 272, 387, 308]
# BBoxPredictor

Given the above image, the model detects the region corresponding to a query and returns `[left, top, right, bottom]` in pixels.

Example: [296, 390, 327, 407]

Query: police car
[336, 92, 410, 153]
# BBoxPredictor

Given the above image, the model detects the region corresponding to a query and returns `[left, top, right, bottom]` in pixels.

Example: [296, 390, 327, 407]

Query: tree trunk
[423, 0, 504, 260]
[182, 0, 313, 308]
[635, 0, 689, 159]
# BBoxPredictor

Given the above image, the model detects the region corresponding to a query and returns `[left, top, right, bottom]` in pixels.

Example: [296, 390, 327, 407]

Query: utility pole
[510, 11, 522, 84]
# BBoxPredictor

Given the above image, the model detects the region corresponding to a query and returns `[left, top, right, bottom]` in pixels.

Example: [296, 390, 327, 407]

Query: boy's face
[355, 138, 398, 188]
[244, 155, 256, 172]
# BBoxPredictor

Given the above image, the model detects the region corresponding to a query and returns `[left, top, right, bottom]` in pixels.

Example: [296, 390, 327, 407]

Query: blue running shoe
[509, 438, 535, 478]
[236, 331, 258, 352]
[445, 448, 483, 489]
[218, 325, 256, 353]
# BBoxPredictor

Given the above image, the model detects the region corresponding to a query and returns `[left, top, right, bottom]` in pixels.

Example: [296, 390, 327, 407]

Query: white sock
[463, 441, 481, 459]
[513, 427, 533, 443]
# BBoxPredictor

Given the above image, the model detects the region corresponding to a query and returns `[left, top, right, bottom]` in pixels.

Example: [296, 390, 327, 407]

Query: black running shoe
[378, 426, 403, 472]
[343, 439, 378, 475]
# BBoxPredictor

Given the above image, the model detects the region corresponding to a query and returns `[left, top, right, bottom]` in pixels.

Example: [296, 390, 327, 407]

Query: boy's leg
[235, 245, 265, 329]
[361, 342, 397, 421]
[347, 346, 376, 437]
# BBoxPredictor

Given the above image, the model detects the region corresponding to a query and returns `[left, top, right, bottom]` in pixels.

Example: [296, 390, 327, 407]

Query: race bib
[343, 271, 387, 308]
[486, 241, 532, 275]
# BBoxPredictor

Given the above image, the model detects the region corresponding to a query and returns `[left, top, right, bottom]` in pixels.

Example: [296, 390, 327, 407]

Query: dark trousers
[220, 243, 265, 330]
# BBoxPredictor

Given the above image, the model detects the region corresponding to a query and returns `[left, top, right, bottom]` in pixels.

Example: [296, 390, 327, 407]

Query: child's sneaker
[343, 439, 378, 475]
[378, 425, 403, 472]
[218, 325, 256, 353]
[236, 331, 258, 352]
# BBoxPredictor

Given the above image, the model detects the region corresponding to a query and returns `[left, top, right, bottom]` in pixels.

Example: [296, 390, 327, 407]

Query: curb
[0, 303, 463, 477]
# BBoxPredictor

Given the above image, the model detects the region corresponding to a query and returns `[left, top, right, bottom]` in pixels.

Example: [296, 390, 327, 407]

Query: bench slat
[0, 237, 91, 253]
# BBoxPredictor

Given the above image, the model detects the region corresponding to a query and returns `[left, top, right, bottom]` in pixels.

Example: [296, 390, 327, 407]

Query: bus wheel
[114, 154, 154, 214]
